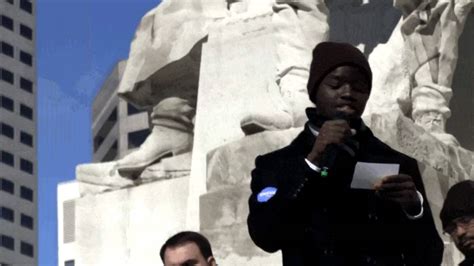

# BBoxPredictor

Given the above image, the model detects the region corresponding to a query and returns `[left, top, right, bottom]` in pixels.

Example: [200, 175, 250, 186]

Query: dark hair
[440, 180, 474, 230]
[160, 231, 213, 262]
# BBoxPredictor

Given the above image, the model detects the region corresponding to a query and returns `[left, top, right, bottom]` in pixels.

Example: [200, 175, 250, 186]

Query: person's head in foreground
[441, 180, 474, 262]
[160, 231, 217, 266]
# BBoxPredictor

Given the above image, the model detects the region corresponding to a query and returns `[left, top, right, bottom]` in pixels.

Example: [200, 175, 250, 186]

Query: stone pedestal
[200, 128, 299, 265]
[188, 11, 280, 227]
[75, 177, 189, 266]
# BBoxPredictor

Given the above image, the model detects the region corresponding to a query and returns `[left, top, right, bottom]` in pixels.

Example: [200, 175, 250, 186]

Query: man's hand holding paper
[375, 174, 422, 216]
[351, 162, 421, 215]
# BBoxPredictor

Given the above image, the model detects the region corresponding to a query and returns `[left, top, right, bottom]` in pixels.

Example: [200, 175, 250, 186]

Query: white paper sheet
[350, 162, 400, 189]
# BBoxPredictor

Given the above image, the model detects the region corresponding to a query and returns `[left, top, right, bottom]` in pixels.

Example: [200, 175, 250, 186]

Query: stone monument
[71, 0, 474, 265]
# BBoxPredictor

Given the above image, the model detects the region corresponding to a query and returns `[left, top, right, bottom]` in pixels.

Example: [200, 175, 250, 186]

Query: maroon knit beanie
[440, 180, 474, 230]
[307, 42, 372, 103]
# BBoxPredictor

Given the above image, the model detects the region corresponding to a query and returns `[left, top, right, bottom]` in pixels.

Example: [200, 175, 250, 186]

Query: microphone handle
[319, 143, 339, 170]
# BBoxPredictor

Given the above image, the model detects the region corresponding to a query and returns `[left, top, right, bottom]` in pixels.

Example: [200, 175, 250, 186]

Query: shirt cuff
[404, 190, 424, 220]
[304, 158, 321, 172]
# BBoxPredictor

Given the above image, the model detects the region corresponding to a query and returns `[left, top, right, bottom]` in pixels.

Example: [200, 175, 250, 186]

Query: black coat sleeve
[399, 157, 444, 266]
[247, 153, 320, 253]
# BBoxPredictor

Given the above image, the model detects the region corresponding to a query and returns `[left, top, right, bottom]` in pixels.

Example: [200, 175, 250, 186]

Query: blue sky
[37, 1, 159, 265]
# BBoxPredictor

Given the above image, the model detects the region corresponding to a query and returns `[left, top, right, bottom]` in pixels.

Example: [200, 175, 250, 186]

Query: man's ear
[207, 256, 217, 266]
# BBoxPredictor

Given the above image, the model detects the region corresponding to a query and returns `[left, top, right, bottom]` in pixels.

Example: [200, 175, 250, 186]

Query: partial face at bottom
[445, 215, 474, 257]
[164, 242, 216, 266]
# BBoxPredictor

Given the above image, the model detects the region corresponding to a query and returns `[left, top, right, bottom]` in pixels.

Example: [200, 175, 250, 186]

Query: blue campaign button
[257, 187, 277, 203]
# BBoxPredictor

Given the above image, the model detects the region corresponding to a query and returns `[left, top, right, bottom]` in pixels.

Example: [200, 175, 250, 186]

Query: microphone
[318, 112, 358, 177]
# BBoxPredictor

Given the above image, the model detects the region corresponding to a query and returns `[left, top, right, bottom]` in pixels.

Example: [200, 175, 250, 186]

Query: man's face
[314, 65, 370, 120]
[163, 242, 216, 266]
[446, 215, 474, 257]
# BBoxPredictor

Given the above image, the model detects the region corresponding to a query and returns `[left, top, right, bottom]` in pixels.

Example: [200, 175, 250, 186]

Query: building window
[19, 24, 32, 40]
[0, 42, 14, 58]
[20, 131, 33, 147]
[65, 260, 75, 266]
[93, 108, 117, 152]
[20, 186, 33, 201]
[0, 68, 14, 84]
[63, 200, 75, 243]
[0, 207, 14, 222]
[20, 104, 33, 120]
[0, 123, 14, 139]
[128, 129, 150, 149]
[127, 103, 143, 115]
[0, 235, 14, 251]
[19, 0, 32, 13]
[0, 178, 14, 194]
[1, 96, 14, 111]
[20, 158, 33, 174]
[1, 151, 14, 167]
[0, 15, 13, 31]
[20, 241, 33, 257]
[20, 77, 33, 93]
[19, 51, 32, 66]
[101, 141, 118, 162]
[20, 214, 33, 229]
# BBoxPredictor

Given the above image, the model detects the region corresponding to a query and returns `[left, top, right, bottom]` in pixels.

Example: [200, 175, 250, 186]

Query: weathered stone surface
[206, 128, 300, 192]
[364, 111, 474, 185]
[140, 152, 192, 182]
[76, 162, 135, 196]
[75, 177, 189, 265]
[200, 129, 300, 265]
[200, 185, 281, 265]
[188, 11, 280, 227]
[117, 0, 227, 108]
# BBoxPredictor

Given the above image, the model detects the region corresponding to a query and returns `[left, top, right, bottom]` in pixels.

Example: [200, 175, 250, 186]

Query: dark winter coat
[247, 122, 443, 266]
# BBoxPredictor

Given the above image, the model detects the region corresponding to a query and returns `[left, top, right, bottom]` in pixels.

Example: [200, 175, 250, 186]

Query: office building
[92, 60, 149, 163]
[57, 181, 79, 266]
[0, 0, 37, 265]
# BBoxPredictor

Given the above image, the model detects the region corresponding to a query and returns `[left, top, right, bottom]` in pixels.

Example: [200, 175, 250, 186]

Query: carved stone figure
[394, 0, 474, 145]
[76, 0, 473, 197]
[76, 0, 226, 194]
[240, 0, 329, 134]
[76, 0, 331, 193]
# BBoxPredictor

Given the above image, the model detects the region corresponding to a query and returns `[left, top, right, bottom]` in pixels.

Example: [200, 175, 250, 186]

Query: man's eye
[327, 83, 340, 88]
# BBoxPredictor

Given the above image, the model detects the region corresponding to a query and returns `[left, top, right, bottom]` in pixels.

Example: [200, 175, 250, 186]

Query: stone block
[200, 184, 249, 231]
[206, 128, 300, 191]
[200, 184, 280, 265]
[200, 129, 300, 265]
[75, 177, 189, 265]
[140, 152, 192, 182]
[188, 11, 280, 227]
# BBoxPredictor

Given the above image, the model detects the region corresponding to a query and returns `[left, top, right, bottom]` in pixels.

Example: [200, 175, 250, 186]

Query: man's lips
[336, 104, 356, 112]
[459, 236, 474, 249]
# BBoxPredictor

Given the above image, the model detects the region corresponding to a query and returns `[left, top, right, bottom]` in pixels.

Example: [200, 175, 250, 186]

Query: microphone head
[334, 111, 361, 130]
[334, 111, 351, 121]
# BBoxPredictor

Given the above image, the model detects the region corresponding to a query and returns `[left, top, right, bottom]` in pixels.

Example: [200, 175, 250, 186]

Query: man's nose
[340, 83, 355, 97]
[454, 223, 467, 237]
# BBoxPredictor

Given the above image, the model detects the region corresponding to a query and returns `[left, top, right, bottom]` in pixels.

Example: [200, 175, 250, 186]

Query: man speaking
[247, 42, 443, 265]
